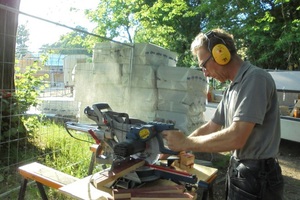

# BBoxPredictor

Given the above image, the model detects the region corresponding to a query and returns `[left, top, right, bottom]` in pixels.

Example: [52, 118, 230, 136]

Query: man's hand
[162, 130, 187, 152]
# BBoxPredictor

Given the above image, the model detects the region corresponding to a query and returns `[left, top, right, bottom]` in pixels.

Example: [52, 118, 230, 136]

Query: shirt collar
[230, 61, 251, 88]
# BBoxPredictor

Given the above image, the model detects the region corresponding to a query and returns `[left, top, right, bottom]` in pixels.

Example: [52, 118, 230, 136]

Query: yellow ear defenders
[205, 31, 231, 65]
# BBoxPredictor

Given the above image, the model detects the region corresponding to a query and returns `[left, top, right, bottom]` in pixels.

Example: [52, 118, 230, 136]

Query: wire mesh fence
[0, 3, 96, 198]
[0, 48, 94, 199]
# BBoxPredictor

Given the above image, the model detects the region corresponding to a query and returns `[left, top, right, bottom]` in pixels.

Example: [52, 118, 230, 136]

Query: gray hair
[191, 28, 236, 56]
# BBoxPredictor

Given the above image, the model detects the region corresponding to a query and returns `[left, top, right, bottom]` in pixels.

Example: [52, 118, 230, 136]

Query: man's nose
[203, 70, 210, 77]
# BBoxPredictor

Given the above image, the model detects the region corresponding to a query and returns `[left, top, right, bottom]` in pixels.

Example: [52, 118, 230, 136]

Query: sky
[18, 0, 99, 51]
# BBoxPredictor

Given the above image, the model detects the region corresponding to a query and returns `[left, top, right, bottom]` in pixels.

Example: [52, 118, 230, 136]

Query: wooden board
[189, 162, 218, 181]
[113, 184, 186, 199]
[60, 176, 196, 200]
[59, 162, 217, 200]
[59, 175, 113, 200]
[18, 162, 79, 189]
[92, 159, 145, 189]
[171, 161, 218, 182]
[119, 192, 193, 200]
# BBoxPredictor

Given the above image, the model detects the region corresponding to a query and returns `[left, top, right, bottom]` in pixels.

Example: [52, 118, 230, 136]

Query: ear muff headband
[206, 31, 231, 65]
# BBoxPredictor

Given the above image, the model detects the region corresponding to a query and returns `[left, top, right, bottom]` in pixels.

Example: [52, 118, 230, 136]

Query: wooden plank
[169, 162, 218, 182]
[59, 161, 217, 200]
[60, 175, 196, 200]
[18, 162, 79, 189]
[113, 185, 185, 194]
[92, 159, 145, 189]
[113, 185, 186, 199]
[90, 144, 100, 153]
[59, 175, 113, 200]
[190, 163, 218, 182]
[130, 192, 194, 200]
[206, 173, 218, 184]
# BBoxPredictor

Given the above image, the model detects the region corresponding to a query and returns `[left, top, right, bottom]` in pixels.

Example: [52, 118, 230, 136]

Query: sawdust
[195, 139, 300, 200]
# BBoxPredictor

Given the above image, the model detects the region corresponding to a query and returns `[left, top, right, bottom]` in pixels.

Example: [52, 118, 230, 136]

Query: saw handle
[156, 131, 179, 155]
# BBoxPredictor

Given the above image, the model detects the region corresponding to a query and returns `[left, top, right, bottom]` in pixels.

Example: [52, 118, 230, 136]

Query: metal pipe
[0, 3, 133, 48]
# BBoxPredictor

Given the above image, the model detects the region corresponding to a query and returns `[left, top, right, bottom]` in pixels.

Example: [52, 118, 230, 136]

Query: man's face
[197, 48, 227, 83]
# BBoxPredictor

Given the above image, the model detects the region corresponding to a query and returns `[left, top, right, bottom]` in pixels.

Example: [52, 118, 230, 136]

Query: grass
[0, 119, 96, 200]
[212, 152, 231, 169]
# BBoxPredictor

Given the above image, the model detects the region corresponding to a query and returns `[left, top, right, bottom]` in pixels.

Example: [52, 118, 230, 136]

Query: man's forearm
[188, 120, 221, 137]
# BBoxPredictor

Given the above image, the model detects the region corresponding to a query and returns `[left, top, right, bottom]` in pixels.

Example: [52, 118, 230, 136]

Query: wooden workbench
[59, 163, 218, 200]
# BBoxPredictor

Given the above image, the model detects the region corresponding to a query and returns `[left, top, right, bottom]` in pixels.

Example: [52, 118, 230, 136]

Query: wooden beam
[92, 159, 145, 190]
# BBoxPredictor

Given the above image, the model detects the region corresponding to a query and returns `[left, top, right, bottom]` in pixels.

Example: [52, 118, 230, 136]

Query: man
[162, 28, 284, 199]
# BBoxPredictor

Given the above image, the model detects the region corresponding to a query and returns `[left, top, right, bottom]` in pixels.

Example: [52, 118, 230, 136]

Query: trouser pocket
[228, 176, 259, 200]
[226, 158, 284, 200]
[229, 180, 258, 200]
[227, 163, 260, 200]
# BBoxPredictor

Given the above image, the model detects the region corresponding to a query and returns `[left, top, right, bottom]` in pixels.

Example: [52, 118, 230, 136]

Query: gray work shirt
[212, 61, 281, 160]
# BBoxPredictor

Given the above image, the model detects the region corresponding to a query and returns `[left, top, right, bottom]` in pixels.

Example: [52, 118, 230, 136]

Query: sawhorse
[18, 162, 79, 200]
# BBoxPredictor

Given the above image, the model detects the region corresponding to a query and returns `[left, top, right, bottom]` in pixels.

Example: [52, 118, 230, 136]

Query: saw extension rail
[65, 121, 115, 172]
[65, 121, 107, 144]
[65, 122, 98, 143]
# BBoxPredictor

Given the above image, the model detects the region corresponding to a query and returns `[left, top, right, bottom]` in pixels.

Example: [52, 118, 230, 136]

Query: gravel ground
[195, 139, 300, 200]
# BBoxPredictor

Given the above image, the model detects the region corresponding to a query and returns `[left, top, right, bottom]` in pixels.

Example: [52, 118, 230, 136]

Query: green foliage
[218, 0, 300, 70]
[16, 23, 30, 58]
[40, 26, 92, 56]
[15, 64, 47, 108]
[0, 90, 25, 141]
[37, 0, 300, 70]
[37, 122, 93, 178]
[0, 63, 48, 142]
[1, 121, 93, 199]
[208, 78, 230, 91]
[85, 0, 139, 44]
[79, 0, 300, 70]
[84, 0, 205, 67]
[134, 0, 204, 67]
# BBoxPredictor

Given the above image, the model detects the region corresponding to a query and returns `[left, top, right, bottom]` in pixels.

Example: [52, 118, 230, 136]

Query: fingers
[161, 130, 169, 140]
[159, 154, 170, 160]
[162, 130, 167, 137]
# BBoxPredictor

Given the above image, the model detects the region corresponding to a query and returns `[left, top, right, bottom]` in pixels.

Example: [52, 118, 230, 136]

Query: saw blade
[131, 137, 160, 164]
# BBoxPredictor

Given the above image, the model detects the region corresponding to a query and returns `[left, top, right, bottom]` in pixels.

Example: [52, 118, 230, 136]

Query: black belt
[230, 157, 277, 172]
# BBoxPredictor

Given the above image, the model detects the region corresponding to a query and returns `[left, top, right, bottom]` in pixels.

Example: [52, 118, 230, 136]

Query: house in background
[44, 54, 65, 87]
[17, 53, 66, 87]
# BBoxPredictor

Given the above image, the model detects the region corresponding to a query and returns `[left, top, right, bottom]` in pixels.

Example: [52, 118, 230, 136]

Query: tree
[134, 0, 206, 67]
[85, 0, 206, 67]
[40, 26, 92, 56]
[84, 0, 300, 70]
[85, 0, 139, 44]
[187, 0, 300, 70]
[0, 0, 21, 91]
[16, 23, 30, 58]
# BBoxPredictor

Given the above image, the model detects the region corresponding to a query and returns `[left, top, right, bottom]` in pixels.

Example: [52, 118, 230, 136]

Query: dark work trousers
[225, 156, 284, 200]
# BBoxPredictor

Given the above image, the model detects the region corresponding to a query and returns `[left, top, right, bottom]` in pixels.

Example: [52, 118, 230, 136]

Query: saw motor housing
[114, 122, 177, 159]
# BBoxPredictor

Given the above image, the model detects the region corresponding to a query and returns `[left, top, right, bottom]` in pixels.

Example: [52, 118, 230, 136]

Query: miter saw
[65, 103, 198, 189]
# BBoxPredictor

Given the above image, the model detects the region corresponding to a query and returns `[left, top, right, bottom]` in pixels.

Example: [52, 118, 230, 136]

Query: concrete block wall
[93, 42, 177, 67]
[39, 98, 80, 119]
[74, 42, 207, 134]
[156, 67, 207, 133]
